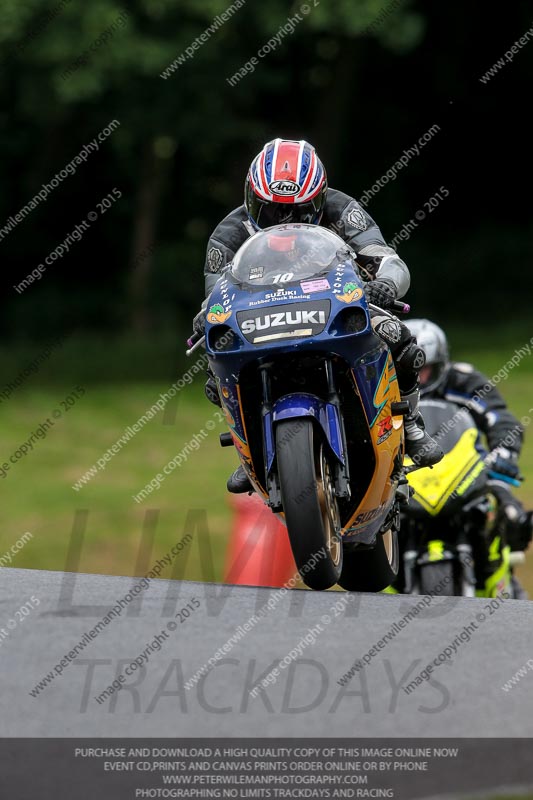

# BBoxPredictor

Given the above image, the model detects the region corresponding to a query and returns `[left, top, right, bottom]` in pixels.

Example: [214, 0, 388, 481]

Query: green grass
[1, 381, 237, 582]
[2, 333, 533, 590]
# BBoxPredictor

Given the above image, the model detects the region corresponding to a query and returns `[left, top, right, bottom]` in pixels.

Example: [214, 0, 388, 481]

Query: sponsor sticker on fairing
[376, 415, 393, 444]
[337, 282, 364, 304]
[207, 304, 232, 324]
[300, 278, 330, 293]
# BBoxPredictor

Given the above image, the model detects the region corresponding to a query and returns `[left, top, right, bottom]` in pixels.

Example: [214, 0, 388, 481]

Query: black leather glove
[508, 511, 533, 552]
[488, 481, 530, 551]
[498, 498, 533, 551]
[192, 307, 206, 337]
[365, 279, 397, 308]
[486, 447, 521, 481]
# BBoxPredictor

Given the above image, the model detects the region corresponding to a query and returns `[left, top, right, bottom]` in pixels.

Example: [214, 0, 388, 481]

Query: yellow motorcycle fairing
[343, 351, 404, 535]
[406, 426, 484, 516]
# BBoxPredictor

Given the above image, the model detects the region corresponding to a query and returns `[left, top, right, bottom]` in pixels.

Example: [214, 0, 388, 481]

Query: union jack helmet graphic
[245, 138, 328, 229]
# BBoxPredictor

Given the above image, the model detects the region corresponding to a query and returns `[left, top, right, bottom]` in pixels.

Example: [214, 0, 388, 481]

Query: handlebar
[186, 331, 205, 357]
[187, 331, 201, 349]
[391, 300, 410, 314]
[368, 300, 411, 315]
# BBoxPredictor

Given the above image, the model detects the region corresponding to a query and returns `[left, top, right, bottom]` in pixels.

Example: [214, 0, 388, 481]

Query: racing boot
[227, 464, 252, 494]
[402, 385, 443, 468]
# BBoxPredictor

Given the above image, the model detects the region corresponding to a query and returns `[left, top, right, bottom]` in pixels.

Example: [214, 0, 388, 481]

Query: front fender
[263, 392, 345, 475]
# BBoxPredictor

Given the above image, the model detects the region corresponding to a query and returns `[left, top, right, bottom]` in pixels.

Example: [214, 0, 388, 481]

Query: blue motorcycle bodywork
[205, 228, 403, 543]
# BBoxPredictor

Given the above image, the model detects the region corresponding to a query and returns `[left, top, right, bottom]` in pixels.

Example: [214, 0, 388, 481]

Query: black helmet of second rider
[405, 319, 450, 396]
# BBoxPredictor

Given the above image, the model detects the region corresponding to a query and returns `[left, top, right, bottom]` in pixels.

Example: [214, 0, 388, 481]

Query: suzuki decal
[241, 309, 327, 334]
[237, 300, 330, 345]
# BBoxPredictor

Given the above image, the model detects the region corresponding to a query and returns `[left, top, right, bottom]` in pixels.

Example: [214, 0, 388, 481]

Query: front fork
[401, 529, 476, 595]
[258, 363, 282, 511]
[258, 358, 350, 511]
[324, 358, 351, 498]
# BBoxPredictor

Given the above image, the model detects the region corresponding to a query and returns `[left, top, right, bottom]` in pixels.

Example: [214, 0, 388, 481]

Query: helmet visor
[419, 362, 446, 395]
[251, 198, 323, 229]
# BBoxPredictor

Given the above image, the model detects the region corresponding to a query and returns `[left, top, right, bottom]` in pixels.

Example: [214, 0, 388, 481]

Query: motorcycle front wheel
[276, 418, 342, 590]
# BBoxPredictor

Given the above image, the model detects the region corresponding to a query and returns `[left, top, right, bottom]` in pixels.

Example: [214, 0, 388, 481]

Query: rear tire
[276, 419, 342, 590]
[338, 528, 399, 592]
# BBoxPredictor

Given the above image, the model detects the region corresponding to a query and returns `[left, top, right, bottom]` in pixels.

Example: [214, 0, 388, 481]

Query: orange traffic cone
[224, 494, 296, 587]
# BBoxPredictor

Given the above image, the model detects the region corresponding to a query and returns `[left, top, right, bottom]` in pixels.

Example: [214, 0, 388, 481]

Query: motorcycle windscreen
[406, 400, 486, 516]
[416, 399, 477, 445]
[230, 223, 353, 288]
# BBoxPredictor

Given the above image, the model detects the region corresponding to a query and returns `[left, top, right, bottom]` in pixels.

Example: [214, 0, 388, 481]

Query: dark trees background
[1, 0, 531, 346]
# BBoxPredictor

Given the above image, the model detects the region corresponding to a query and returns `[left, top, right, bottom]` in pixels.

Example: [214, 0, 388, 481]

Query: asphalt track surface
[4, 568, 533, 797]
[1, 567, 533, 740]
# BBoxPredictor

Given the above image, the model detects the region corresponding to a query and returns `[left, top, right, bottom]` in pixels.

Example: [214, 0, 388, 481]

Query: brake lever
[186, 334, 205, 357]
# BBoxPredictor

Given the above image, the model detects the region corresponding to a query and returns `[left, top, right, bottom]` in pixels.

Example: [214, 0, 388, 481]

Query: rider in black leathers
[406, 318, 532, 595]
[194, 138, 443, 492]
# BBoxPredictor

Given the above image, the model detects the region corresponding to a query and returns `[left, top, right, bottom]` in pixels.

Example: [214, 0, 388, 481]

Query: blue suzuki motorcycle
[188, 224, 411, 591]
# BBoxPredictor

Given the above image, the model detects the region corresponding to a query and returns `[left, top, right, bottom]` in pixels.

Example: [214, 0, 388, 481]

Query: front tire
[276, 419, 342, 590]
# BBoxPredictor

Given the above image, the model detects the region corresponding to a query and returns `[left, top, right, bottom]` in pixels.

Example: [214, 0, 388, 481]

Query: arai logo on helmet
[269, 180, 300, 196]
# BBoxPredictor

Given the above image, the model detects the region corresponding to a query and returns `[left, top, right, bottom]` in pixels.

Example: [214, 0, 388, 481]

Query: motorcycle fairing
[205, 224, 405, 541]
[406, 427, 484, 516]
[340, 350, 403, 537]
